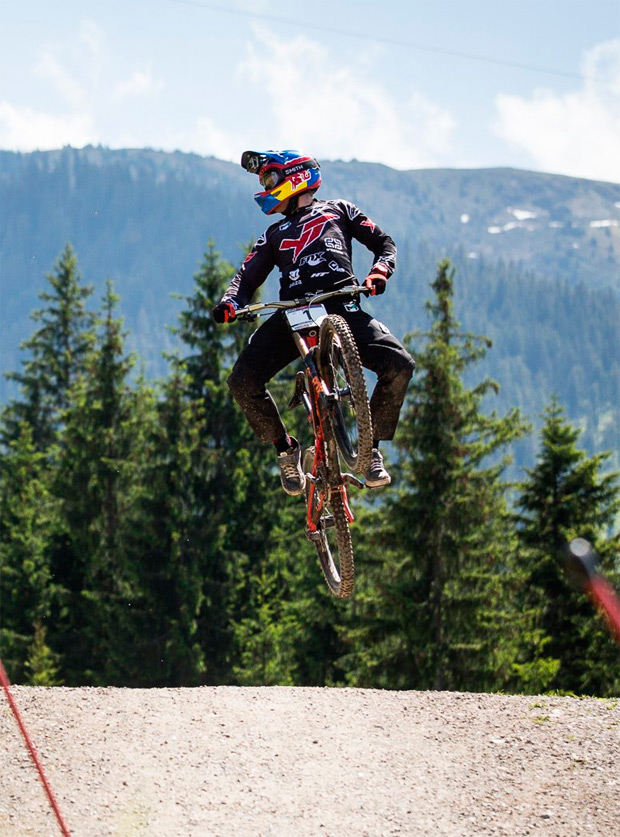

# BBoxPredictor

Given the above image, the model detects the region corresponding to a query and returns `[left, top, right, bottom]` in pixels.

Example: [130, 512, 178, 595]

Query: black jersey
[222, 198, 396, 306]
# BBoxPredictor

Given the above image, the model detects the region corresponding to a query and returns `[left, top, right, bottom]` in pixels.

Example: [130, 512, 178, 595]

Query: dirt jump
[1, 686, 618, 836]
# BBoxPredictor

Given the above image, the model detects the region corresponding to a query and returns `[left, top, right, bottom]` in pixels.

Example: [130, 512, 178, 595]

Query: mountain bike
[235, 284, 373, 598]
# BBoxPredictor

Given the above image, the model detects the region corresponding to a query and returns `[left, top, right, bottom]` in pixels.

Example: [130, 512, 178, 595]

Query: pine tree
[148, 242, 283, 684]
[514, 397, 620, 695]
[130, 365, 213, 685]
[232, 556, 298, 686]
[0, 424, 61, 684]
[341, 260, 529, 691]
[231, 498, 352, 687]
[2, 244, 96, 451]
[51, 281, 155, 684]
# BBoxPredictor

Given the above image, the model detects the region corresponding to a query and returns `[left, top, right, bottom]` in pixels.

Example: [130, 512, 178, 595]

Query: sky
[1, 0, 619, 182]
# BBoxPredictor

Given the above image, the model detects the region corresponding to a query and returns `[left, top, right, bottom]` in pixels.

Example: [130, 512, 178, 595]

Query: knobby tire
[303, 447, 355, 598]
[318, 314, 373, 474]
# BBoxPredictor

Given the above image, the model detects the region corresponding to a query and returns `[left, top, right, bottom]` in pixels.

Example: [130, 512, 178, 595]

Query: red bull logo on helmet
[288, 169, 312, 190]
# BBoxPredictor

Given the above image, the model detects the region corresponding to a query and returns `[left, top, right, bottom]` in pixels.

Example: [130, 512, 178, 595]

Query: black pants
[227, 304, 416, 444]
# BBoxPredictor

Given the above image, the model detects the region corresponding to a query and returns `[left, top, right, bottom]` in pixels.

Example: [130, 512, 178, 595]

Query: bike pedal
[288, 371, 306, 409]
[342, 473, 365, 489]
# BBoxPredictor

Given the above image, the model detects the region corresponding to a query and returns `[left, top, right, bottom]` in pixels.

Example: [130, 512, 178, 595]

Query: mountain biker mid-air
[212, 149, 415, 496]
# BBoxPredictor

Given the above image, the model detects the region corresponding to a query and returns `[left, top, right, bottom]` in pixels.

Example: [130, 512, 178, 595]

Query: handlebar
[235, 284, 370, 321]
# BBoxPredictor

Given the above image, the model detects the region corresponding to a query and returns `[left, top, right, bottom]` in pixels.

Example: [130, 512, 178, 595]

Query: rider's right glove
[212, 299, 239, 323]
[364, 263, 389, 296]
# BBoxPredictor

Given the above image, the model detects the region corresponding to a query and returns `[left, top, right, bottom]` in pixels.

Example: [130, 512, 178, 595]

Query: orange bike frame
[289, 329, 355, 533]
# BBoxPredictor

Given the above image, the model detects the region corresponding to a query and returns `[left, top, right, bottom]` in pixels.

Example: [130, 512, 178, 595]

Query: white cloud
[0, 101, 95, 151]
[1, 19, 166, 153]
[77, 19, 106, 73]
[112, 66, 163, 102]
[493, 40, 620, 183]
[34, 51, 86, 109]
[166, 115, 247, 160]
[230, 26, 455, 169]
[32, 20, 106, 108]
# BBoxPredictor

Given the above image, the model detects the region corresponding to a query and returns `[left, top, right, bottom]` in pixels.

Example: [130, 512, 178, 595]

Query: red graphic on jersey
[243, 251, 257, 264]
[280, 213, 338, 262]
[361, 218, 376, 232]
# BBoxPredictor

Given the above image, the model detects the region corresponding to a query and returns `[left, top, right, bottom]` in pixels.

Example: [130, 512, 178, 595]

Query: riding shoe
[278, 436, 306, 496]
[364, 448, 392, 488]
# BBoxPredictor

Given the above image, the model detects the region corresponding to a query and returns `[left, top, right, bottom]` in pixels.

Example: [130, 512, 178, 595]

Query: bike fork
[290, 358, 357, 532]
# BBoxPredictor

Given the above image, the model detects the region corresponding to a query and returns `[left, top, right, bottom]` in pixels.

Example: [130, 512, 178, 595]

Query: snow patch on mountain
[509, 207, 537, 221]
[589, 219, 619, 228]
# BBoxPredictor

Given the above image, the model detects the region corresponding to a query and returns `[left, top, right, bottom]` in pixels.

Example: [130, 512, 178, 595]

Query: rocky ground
[1, 686, 618, 836]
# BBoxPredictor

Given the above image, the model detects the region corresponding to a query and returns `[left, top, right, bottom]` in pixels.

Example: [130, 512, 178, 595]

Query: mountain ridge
[2, 145, 618, 293]
[1, 146, 619, 468]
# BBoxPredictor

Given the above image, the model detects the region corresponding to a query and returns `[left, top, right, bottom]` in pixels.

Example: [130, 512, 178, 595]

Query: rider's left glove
[212, 299, 239, 323]
[364, 264, 389, 296]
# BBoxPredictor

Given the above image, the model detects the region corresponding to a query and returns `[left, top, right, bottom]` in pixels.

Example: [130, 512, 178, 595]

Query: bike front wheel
[303, 447, 355, 599]
[318, 314, 373, 475]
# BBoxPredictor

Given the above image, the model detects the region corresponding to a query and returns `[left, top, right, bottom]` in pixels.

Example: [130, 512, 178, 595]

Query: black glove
[212, 300, 239, 324]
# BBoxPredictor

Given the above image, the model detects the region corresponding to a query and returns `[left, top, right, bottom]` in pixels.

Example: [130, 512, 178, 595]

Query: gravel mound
[1, 686, 618, 836]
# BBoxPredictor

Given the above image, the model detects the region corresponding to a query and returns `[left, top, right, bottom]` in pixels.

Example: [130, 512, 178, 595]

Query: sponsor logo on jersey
[361, 218, 376, 232]
[299, 252, 326, 267]
[324, 237, 343, 251]
[280, 213, 337, 262]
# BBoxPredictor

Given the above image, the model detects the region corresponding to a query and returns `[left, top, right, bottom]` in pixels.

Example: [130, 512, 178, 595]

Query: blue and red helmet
[241, 149, 321, 215]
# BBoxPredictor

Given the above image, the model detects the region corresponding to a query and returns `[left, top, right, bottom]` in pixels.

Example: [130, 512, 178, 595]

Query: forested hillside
[1, 146, 618, 468]
[1, 250, 619, 695]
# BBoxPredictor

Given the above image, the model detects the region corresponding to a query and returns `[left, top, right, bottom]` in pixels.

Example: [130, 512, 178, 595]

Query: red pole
[0, 658, 72, 836]
[566, 538, 620, 649]
[586, 575, 620, 645]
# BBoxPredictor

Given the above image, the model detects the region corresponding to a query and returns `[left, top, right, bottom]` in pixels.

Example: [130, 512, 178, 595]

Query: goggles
[259, 168, 285, 190]
[241, 151, 267, 173]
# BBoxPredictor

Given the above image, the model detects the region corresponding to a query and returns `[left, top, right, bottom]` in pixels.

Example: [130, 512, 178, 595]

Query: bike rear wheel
[318, 314, 373, 474]
[303, 447, 355, 598]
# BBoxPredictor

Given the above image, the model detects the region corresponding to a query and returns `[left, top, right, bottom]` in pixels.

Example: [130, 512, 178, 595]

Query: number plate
[285, 304, 328, 332]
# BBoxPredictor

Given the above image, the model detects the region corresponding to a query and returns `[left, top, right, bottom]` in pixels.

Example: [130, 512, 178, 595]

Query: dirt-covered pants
[227, 304, 416, 444]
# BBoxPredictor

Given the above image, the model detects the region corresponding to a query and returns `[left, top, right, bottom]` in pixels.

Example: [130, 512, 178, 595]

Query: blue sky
[1, 0, 619, 182]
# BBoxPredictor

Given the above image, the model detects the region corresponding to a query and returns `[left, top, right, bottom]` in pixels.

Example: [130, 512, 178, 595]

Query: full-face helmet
[241, 149, 321, 215]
